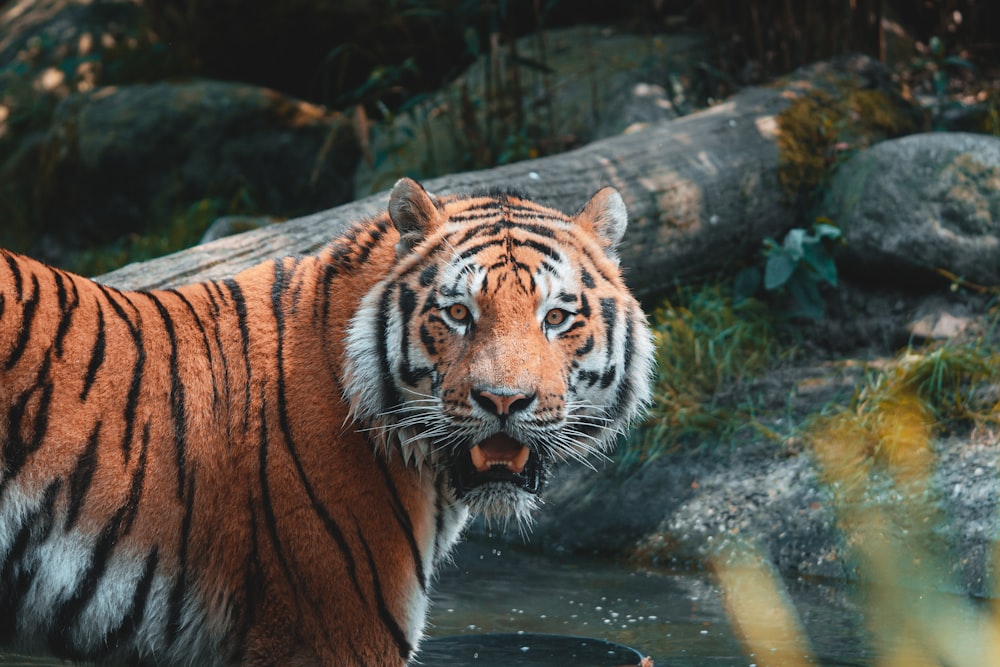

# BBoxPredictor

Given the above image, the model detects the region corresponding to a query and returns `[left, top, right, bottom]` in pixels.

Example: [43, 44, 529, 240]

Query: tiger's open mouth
[451, 433, 543, 496]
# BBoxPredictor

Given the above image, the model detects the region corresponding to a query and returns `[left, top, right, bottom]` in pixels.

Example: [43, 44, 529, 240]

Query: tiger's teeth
[470, 444, 488, 472]
[510, 445, 530, 473]
[469, 444, 531, 474]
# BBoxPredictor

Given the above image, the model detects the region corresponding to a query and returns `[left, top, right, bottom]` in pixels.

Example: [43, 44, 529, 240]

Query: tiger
[0, 177, 654, 666]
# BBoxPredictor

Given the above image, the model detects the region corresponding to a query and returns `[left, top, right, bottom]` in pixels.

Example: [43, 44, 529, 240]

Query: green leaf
[733, 266, 762, 301]
[764, 252, 797, 290]
[943, 55, 978, 74]
[786, 272, 826, 320]
[802, 243, 838, 286]
[812, 223, 841, 241]
[782, 228, 806, 260]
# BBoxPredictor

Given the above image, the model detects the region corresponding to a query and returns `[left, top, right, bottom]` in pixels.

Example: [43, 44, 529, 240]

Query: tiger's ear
[389, 178, 441, 258]
[575, 186, 628, 256]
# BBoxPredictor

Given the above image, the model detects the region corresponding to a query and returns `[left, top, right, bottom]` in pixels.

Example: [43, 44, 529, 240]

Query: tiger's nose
[472, 388, 536, 417]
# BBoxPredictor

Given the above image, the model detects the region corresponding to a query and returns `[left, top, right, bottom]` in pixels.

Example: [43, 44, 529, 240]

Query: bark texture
[98, 55, 914, 299]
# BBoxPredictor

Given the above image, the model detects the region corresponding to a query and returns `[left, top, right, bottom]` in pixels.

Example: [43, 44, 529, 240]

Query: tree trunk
[98, 55, 915, 300]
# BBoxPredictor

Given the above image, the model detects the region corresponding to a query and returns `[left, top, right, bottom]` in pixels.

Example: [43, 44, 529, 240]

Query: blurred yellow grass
[715, 331, 1000, 666]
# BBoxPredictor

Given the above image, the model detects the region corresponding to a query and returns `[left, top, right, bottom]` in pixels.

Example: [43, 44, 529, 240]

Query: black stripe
[319, 261, 339, 330]
[450, 219, 500, 247]
[353, 218, 390, 265]
[356, 527, 413, 660]
[98, 285, 145, 461]
[235, 495, 263, 661]
[612, 316, 637, 415]
[65, 421, 102, 531]
[4, 273, 39, 370]
[49, 469, 153, 658]
[147, 292, 188, 499]
[269, 262, 366, 601]
[286, 257, 306, 313]
[165, 468, 196, 644]
[506, 202, 565, 219]
[80, 302, 106, 402]
[205, 282, 233, 420]
[0, 479, 62, 644]
[2, 251, 23, 301]
[121, 422, 151, 535]
[599, 366, 618, 389]
[574, 334, 594, 356]
[53, 271, 68, 352]
[0, 349, 54, 499]
[600, 298, 618, 364]
[580, 268, 596, 289]
[170, 288, 219, 408]
[577, 369, 600, 388]
[419, 323, 437, 356]
[399, 220, 564, 282]
[579, 245, 617, 287]
[52, 271, 81, 359]
[518, 238, 564, 264]
[419, 264, 438, 287]
[256, 390, 303, 601]
[96, 547, 158, 656]
[456, 237, 505, 263]
[223, 279, 253, 434]
[448, 210, 500, 225]
[450, 213, 563, 244]
[376, 286, 404, 410]
[374, 456, 426, 591]
[508, 217, 566, 236]
[432, 485, 446, 564]
[397, 284, 430, 387]
[202, 281, 220, 315]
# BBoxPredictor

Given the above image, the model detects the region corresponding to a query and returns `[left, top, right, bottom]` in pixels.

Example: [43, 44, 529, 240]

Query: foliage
[906, 35, 982, 130]
[622, 285, 786, 466]
[805, 321, 1000, 496]
[775, 87, 918, 210]
[0, 9, 198, 261]
[742, 325, 1000, 667]
[70, 196, 246, 277]
[701, 0, 999, 82]
[735, 220, 842, 320]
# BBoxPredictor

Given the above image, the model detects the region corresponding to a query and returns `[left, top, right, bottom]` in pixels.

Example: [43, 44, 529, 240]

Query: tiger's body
[0, 179, 653, 666]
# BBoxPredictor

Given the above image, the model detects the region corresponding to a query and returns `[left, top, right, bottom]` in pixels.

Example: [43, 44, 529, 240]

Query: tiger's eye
[447, 303, 470, 322]
[545, 309, 567, 326]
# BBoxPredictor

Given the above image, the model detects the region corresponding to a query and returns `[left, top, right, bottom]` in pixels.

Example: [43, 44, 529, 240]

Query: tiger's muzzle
[450, 433, 544, 496]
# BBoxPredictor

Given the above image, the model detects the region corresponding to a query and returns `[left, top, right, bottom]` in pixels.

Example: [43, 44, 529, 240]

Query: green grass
[67, 198, 224, 276]
[808, 324, 1000, 486]
[622, 284, 787, 466]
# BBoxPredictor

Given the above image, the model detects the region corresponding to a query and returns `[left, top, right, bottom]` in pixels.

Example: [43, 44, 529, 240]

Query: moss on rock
[775, 77, 919, 210]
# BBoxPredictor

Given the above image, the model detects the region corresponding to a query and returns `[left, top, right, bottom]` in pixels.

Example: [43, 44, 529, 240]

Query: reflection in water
[427, 539, 872, 667]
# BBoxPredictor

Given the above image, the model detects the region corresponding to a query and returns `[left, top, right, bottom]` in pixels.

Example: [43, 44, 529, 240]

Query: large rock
[32, 80, 358, 252]
[0, 0, 147, 68]
[353, 27, 711, 196]
[821, 132, 1000, 286]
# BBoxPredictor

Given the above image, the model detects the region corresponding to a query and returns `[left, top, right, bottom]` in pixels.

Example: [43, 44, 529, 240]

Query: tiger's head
[343, 178, 654, 526]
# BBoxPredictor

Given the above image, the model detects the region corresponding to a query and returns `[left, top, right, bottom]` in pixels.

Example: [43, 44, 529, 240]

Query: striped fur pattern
[0, 178, 653, 666]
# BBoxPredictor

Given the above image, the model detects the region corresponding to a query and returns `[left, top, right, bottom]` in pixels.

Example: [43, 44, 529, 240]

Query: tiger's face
[344, 179, 653, 526]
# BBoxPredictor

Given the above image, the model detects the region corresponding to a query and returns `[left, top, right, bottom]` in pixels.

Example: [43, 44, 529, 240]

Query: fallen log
[99, 55, 917, 298]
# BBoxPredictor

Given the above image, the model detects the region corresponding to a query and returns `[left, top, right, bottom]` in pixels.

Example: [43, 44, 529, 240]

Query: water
[427, 540, 872, 666]
[1, 540, 871, 666]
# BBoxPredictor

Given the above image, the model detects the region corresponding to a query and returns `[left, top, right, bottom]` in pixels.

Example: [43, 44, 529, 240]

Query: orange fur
[0, 179, 654, 666]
